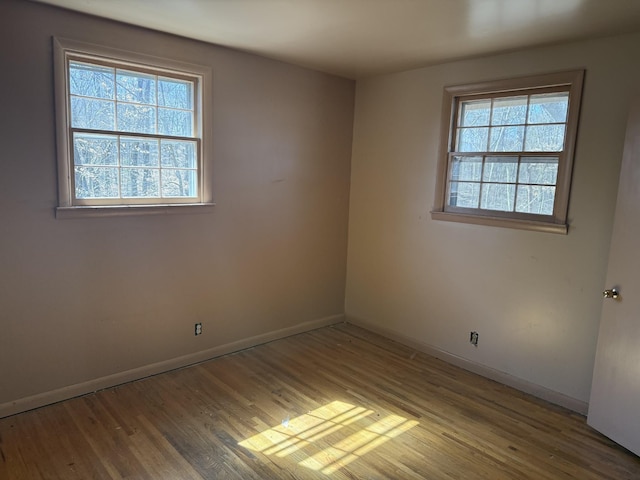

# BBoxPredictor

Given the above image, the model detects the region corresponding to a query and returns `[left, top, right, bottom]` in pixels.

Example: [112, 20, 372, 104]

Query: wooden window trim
[53, 37, 214, 218]
[431, 70, 584, 234]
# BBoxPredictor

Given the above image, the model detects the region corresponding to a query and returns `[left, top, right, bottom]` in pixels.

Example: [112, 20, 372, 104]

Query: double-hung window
[53, 38, 212, 217]
[431, 70, 584, 234]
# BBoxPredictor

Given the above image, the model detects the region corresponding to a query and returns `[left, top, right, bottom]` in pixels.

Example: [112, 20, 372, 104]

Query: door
[588, 95, 640, 456]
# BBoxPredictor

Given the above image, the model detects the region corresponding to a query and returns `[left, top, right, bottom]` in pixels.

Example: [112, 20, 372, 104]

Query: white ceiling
[35, 0, 640, 79]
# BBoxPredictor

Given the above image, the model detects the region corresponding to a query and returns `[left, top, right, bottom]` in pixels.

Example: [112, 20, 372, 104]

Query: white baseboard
[0, 314, 344, 419]
[3, 313, 588, 418]
[346, 315, 588, 415]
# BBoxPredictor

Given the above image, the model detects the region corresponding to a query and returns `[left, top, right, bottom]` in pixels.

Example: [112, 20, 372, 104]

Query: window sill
[56, 203, 216, 219]
[430, 210, 568, 234]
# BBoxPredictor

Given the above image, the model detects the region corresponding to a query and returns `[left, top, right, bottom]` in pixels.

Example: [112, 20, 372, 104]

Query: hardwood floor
[1, 323, 639, 479]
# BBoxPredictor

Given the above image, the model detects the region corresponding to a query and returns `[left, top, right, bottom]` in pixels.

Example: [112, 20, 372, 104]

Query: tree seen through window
[69, 61, 197, 200]
[448, 91, 568, 215]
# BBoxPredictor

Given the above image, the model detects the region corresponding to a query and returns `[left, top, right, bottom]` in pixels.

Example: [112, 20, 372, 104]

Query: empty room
[2, 0, 640, 478]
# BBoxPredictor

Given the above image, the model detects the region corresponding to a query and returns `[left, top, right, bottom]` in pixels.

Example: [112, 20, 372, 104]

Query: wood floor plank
[1, 323, 639, 479]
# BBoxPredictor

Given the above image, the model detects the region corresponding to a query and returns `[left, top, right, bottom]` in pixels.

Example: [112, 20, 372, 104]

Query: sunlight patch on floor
[238, 400, 419, 474]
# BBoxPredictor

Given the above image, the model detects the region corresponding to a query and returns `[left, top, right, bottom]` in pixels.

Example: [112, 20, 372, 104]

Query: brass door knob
[603, 288, 619, 299]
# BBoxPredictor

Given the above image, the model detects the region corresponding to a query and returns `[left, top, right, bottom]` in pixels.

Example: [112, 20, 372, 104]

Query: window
[53, 38, 213, 218]
[431, 70, 584, 234]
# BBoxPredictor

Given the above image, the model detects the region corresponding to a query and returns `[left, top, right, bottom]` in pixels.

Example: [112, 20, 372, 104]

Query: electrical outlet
[195, 323, 202, 336]
[470, 331, 479, 346]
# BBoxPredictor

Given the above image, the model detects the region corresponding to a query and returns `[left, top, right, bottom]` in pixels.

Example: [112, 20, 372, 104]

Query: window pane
[117, 104, 156, 134]
[491, 96, 527, 125]
[480, 183, 516, 211]
[158, 78, 193, 109]
[483, 156, 518, 183]
[120, 138, 159, 167]
[161, 169, 197, 198]
[519, 157, 558, 185]
[524, 124, 566, 152]
[158, 108, 193, 137]
[116, 70, 156, 105]
[489, 126, 524, 152]
[75, 166, 119, 198]
[73, 133, 118, 166]
[459, 99, 491, 127]
[457, 127, 488, 152]
[71, 97, 115, 130]
[516, 185, 556, 214]
[448, 181, 480, 208]
[161, 140, 197, 168]
[69, 62, 114, 99]
[121, 168, 160, 198]
[450, 156, 482, 181]
[528, 93, 568, 124]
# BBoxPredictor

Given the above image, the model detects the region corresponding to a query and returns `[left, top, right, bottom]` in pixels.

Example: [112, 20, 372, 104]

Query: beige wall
[0, 0, 354, 413]
[346, 32, 640, 405]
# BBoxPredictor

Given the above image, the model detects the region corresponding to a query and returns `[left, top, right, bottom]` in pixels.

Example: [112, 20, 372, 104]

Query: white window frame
[431, 70, 584, 234]
[53, 37, 214, 218]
